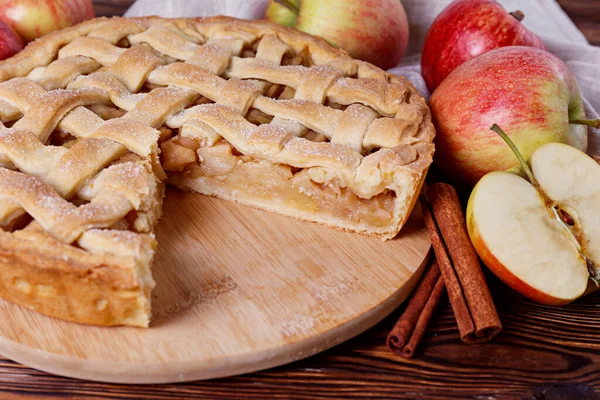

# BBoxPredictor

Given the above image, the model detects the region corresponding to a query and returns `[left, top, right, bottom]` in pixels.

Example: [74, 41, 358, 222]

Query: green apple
[264, 0, 409, 69]
[265, 0, 299, 27]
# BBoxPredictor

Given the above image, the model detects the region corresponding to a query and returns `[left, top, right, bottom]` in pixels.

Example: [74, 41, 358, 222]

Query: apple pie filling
[160, 123, 417, 232]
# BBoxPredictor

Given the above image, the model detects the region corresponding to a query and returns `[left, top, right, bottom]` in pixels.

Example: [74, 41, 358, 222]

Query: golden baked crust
[0, 223, 155, 326]
[0, 16, 434, 326]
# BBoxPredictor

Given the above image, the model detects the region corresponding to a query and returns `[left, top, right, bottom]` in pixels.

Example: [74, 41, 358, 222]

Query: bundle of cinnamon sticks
[387, 183, 502, 358]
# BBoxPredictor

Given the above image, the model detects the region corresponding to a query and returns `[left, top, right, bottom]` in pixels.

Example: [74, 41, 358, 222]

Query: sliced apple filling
[161, 134, 412, 233]
[135, 18, 434, 240]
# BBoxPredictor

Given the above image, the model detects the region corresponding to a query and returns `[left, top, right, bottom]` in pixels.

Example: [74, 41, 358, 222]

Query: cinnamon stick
[421, 183, 501, 344]
[387, 260, 445, 358]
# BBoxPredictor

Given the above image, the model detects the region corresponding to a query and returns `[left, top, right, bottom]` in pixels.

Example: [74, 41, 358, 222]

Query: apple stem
[509, 10, 525, 22]
[490, 124, 538, 186]
[569, 118, 600, 129]
[274, 0, 300, 14]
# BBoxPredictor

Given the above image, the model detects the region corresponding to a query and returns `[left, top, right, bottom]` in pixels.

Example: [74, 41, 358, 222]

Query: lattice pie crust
[0, 17, 434, 326]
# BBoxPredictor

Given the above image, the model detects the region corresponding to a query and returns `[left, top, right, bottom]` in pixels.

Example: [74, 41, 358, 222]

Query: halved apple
[467, 127, 600, 305]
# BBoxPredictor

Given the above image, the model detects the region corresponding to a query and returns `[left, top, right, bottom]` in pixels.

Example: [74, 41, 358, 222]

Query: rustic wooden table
[1, 1, 599, 399]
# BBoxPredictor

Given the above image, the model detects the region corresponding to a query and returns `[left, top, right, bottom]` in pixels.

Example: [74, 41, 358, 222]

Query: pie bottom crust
[169, 159, 428, 240]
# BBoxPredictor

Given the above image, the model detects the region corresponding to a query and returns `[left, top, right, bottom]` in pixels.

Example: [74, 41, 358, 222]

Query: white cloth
[125, 0, 600, 155]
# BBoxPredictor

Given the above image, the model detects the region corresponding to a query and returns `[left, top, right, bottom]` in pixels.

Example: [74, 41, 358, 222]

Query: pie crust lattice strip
[0, 16, 435, 327]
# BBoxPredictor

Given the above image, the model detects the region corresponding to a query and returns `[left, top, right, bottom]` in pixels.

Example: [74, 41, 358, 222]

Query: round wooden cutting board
[0, 189, 430, 384]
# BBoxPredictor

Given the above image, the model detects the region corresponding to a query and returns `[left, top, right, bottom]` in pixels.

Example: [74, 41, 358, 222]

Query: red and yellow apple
[264, 0, 409, 69]
[0, 0, 94, 43]
[429, 46, 589, 187]
[421, 0, 546, 92]
[0, 19, 22, 60]
[467, 127, 600, 305]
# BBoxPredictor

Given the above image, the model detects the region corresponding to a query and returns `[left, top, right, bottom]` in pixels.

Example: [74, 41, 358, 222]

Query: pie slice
[0, 16, 434, 327]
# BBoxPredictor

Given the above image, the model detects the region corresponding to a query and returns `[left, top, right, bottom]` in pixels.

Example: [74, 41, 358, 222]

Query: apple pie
[0, 16, 434, 326]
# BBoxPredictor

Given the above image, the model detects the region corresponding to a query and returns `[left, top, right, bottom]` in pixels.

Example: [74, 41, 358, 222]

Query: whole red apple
[0, 0, 94, 43]
[264, 0, 409, 70]
[430, 46, 588, 187]
[421, 0, 546, 92]
[0, 19, 22, 60]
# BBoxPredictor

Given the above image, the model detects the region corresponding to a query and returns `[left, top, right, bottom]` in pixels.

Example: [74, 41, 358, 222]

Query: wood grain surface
[1, 0, 599, 399]
[0, 190, 429, 383]
[1, 280, 598, 399]
[556, 0, 600, 46]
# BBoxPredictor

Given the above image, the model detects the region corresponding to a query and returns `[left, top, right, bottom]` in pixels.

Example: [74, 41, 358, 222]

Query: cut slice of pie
[0, 16, 434, 327]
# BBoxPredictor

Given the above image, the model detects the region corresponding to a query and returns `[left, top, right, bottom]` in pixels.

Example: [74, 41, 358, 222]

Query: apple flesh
[422, 0, 546, 92]
[0, 0, 94, 43]
[264, 0, 409, 70]
[532, 144, 600, 280]
[0, 19, 22, 60]
[430, 46, 588, 187]
[467, 142, 600, 305]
